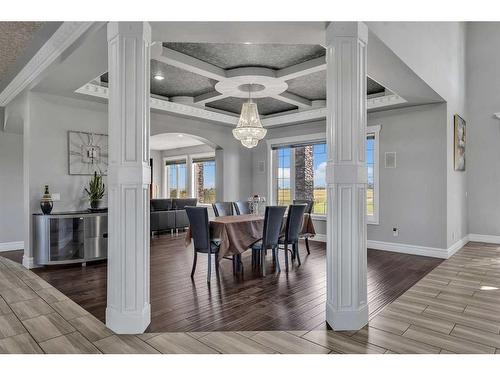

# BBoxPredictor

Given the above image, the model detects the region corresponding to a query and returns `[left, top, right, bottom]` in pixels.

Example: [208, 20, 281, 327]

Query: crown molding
[76, 83, 407, 128]
[76, 83, 239, 125]
[0, 22, 94, 107]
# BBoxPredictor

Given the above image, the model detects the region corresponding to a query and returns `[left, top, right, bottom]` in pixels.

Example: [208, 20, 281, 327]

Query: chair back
[212, 202, 234, 217]
[185, 206, 210, 252]
[293, 199, 313, 214]
[285, 204, 307, 243]
[233, 200, 251, 215]
[262, 206, 287, 249]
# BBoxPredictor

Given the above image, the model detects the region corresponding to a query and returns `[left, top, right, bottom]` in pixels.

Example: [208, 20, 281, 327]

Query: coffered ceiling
[98, 42, 388, 117]
[0, 22, 43, 82]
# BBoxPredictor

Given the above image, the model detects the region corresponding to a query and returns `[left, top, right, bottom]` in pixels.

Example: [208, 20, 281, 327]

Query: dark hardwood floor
[1, 236, 442, 332]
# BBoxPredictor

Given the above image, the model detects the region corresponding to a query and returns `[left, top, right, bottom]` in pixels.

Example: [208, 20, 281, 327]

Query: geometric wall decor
[68, 131, 108, 175]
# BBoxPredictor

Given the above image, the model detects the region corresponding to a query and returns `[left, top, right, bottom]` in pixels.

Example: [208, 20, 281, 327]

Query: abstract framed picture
[68, 131, 108, 175]
[454, 114, 466, 171]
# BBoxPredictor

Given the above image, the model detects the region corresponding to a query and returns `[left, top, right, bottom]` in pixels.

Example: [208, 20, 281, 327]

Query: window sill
[311, 214, 379, 225]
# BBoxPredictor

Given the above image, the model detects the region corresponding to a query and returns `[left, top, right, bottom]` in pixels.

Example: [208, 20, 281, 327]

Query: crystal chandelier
[232, 86, 267, 149]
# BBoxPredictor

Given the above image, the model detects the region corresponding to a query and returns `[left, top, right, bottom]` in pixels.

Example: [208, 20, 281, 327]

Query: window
[192, 157, 216, 204]
[273, 141, 327, 215]
[165, 159, 187, 198]
[366, 125, 380, 224]
[272, 128, 380, 223]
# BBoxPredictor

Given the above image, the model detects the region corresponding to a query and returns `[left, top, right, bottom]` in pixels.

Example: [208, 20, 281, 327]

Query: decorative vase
[90, 199, 103, 210]
[40, 185, 53, 215]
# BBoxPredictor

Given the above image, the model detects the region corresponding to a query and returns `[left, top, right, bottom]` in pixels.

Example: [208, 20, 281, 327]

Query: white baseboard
[0, 241, 24, 252]
[468, 233, 500, 244]
[367, 239, 449, 259]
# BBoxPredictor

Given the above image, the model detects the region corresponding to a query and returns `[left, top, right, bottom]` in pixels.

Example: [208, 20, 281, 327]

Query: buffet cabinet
[33, 211, 107, 265]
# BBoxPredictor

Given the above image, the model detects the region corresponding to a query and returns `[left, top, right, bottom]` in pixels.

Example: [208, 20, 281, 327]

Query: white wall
[0, 130, 24, 248]
[466, 22, 500, 238]
[367, 22, 467, 247]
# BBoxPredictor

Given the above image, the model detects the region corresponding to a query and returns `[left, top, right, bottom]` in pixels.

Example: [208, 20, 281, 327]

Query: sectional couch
[150, 198, 198, 235]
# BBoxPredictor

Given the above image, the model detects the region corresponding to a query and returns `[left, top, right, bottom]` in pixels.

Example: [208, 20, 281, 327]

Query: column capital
[325, 22, 368, 44]
[107, 21, 151, 43]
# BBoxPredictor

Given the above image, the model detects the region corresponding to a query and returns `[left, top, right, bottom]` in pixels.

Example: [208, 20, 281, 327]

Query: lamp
[232, 85, 267, 148]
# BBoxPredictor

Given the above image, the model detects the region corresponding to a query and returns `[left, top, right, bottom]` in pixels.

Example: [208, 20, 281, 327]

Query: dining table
[185, 213, 316, 276]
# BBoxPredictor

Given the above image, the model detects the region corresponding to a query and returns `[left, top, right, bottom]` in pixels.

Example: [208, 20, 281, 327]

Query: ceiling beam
[271, 91, 312, 109]
[276, 56, 326, 81]
[193, 91, 228, 105]
[151, 44, 226, 81]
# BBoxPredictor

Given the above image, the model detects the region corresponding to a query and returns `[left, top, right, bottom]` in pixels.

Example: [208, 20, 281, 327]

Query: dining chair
[279, 204, 307, 271]
[251, 206, 286, 273]
[212, 202, 234, 217]
[185, 206, 220, 283]
[293, 199, 313, 254]
[233, 200, 251, 215]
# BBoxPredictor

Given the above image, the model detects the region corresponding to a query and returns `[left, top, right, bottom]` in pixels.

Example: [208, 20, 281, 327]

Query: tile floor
[1, 241, 500, 354]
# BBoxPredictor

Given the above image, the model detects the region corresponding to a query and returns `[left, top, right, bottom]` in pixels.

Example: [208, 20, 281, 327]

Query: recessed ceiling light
[154, 74, 165, 81]
[480, 286, 498, 290]
[243, 42, 252, 45]
[178, 134, 184, 138]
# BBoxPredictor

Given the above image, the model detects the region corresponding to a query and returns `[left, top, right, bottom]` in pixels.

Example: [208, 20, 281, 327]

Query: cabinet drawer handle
[103, 233, 108, 239]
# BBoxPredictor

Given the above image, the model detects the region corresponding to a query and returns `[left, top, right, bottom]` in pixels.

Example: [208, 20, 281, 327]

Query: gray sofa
[150, 198, 197, 235]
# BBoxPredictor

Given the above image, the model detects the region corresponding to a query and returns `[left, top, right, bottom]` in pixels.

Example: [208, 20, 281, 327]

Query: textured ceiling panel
[0, 22, 43, 81]
[101, 60, 216, 98]
[206, 96, 297, 116]
[367, 77, 385, 95]
[163, 42, 326, 70]
[286, 70, 326, 100]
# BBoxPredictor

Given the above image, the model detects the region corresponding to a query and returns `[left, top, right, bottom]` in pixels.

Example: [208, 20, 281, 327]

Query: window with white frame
[271, 127, 380, 223]
[192, 156, 216, 204]
[165, 159, 188, 198]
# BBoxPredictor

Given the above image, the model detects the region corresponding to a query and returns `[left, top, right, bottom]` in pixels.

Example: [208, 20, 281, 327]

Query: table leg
[261, 247, 266, 276]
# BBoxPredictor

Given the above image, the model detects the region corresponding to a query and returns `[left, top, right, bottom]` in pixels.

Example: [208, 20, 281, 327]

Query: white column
[106, 22, 151, 334]
[325, 22, 369, 331]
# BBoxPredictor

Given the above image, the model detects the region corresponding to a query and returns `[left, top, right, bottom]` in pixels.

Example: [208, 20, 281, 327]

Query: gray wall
[27, 93, 108, 214]
[251, 105, 448, 249]
[367, 22, 467, 247]
[367, 104, 447, 249]
[150, 150, 162, 198]
[150, 112, 253, 201]
[0, 130, 24, 245]
[466, 23, 500, 236]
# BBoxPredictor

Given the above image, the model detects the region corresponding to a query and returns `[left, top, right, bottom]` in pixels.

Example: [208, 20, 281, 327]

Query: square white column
[105, 22, 151, 334]
[325, 22, 369, 331]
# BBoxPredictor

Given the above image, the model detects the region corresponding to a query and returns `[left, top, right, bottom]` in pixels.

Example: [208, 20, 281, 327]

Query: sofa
[150, 198, 198, 235]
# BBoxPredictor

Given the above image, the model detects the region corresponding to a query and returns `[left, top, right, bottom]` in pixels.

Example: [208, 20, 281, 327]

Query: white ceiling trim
[272, 91, 312, 109]
[0, 22, 94, 107]
[151, 44, 226, 81]
[76, 83, 406, 128]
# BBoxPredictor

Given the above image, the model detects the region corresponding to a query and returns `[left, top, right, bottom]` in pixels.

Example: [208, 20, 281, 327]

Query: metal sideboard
[33, 211, 107, 265]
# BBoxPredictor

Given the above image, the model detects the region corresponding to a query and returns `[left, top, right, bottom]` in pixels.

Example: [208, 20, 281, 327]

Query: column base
[22, 255, 38, 269]
[105, 304, 151, 334]
[326, 301, 368, 331]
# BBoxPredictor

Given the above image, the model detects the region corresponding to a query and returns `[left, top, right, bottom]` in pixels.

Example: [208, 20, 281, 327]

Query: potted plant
[85, 171, 105, 209]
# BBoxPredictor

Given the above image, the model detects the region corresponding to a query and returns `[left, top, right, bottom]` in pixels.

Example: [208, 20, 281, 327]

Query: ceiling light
[154, 74, 165, 81]
[480, 286, 498, 290]
[178, 134, 184, 138]
[232, 85, 266, 149]
[243, 42, 252, 45]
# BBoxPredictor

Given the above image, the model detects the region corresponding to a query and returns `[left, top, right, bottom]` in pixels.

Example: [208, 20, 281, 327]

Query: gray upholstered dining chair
[212, 202, 234, 217]
[251, 206, 286, 273]
[279, 204, 307, 271]
[233, 200, 251, 215]
[185, 206, 220, 283]
[293, 199, 313, 254]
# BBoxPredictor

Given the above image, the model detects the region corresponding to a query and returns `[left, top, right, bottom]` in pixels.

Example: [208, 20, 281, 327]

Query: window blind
[192, 157, 215, 164]
[165, 159, 186, 166]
